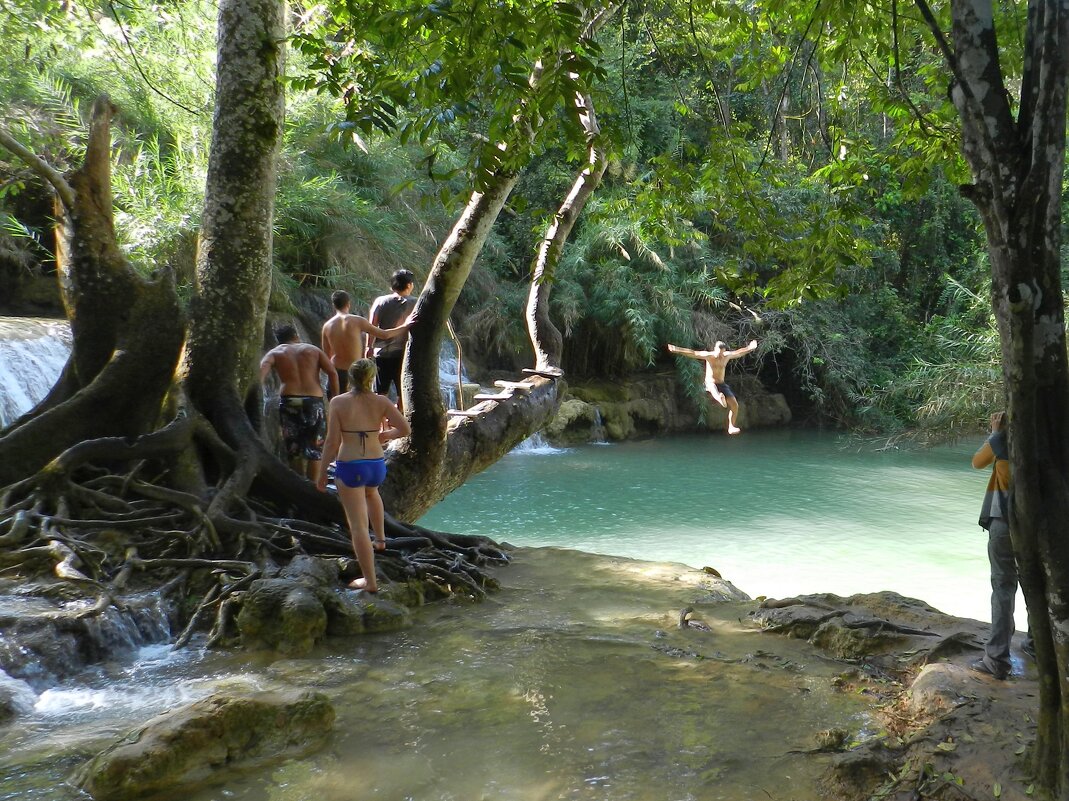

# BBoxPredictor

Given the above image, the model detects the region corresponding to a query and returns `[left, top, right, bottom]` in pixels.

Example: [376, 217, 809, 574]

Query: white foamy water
[0, 317, 70, 427]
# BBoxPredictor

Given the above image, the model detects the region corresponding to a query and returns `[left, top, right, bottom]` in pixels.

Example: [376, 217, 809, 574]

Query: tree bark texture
[934, 1, 1069, 794]
[0, 100, 185, 484]
[526, 92, 608, 371]
[181, 0, 285, 436]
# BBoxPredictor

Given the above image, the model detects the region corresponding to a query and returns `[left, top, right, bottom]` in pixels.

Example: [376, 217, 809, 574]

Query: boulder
[0, 670, 36, 723]
[236, 578, 327, 655]
[74, 689, 334, 801]
[906, 663, 971, 715]
[236, 556, 411, 654]
[548, 372, 791, 444]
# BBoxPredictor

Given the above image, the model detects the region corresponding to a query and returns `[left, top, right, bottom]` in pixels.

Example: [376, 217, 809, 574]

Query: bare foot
[348, 577, 378, 593]
[728, 425, 741, 435]
[373, 538, 386, 552]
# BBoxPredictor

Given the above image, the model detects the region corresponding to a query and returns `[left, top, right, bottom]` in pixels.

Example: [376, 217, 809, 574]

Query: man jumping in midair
[667, 339, 758, 435]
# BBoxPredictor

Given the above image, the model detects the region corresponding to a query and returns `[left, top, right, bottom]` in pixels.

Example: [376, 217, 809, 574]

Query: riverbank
[0, 547, 1041, 801]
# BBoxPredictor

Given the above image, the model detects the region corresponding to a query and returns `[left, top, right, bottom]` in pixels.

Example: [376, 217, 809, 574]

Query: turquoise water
[421, 429, 1022, 627]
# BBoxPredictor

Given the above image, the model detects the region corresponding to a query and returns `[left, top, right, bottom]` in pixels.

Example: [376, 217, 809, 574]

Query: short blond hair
[348, 358, 377, 393]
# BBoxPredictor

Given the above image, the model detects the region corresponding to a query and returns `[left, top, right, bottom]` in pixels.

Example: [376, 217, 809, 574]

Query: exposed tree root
[0, 430, 510, 650]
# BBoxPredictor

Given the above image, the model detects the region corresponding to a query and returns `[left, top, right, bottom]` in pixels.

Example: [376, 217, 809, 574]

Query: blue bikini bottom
[334, 458, 387, 488]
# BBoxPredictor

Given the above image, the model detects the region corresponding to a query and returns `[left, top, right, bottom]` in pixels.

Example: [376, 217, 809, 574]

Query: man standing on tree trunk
[366, 269, 416, 413]
[322, 290, 409, 396]
[667, 339, 758, 434]
[260, 324, 338, 484]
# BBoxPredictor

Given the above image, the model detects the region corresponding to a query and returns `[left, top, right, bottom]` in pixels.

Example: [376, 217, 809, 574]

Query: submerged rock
[73, 689, 334, 801]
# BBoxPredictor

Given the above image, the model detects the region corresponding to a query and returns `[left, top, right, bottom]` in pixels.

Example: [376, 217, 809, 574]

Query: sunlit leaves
[290, 0, 612, 188]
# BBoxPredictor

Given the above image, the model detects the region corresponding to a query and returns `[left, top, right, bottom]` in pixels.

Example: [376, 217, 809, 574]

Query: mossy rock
[568, 380, 631, 404]
[236, 578, 328, 655]
[74, 689, 334, 801]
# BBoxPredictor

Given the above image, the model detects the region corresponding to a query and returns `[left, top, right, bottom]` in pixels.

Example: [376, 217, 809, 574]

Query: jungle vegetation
[1, 0, 1034, 437]
[1, 1, 1068, 797]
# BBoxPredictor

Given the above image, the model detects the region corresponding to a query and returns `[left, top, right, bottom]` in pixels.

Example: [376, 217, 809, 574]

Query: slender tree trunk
[526, 92, 608, 371]
[925, 1, 1069, 794]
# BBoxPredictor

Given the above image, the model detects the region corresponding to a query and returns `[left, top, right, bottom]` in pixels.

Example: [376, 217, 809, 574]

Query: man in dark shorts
[260, 324, 338, 482]
[667, 339, 758, 434]
[366, 269, 416, 412]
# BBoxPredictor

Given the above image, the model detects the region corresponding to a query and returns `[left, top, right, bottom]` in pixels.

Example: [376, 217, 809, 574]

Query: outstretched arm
[667, 344, 711, 359]
[360, 317, 409, 341]
[724, 340, 758, 360]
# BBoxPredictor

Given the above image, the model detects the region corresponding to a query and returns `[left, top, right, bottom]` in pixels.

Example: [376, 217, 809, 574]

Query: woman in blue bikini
[317, 359, 410, 592]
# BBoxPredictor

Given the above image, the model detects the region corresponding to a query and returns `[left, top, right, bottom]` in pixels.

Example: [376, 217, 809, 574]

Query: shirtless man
[260, 324, 338, 482]
[667, 339, 758, 435]
[321, 290, 410, 395]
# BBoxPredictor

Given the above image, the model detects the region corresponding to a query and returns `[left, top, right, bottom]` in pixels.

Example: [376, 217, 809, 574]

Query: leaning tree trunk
[383, 5, 622, 521]
[0, 100, 185, 485]
[382, 172, 527, 520]
[927, 0, 1069, 795]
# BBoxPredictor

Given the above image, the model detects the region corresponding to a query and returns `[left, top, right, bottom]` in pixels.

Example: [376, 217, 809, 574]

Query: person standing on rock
[321, 290, 409, 396]
[317, 359, 409, 593]
[260, 324, 338, 484]
[667, 339, 758, 434]
[969, 410, 1030, 680]
[365, 269, 417, 413]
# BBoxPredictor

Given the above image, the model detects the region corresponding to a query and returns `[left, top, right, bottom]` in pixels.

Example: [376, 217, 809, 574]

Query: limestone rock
[236, 578, 327, 655]
[74, 689, 334, 801]
[906, 663, 971, 715]
[237, 556, 411, 653]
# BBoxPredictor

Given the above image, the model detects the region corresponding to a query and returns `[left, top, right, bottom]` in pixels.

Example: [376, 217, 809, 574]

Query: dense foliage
[2, 0, 1058, 437]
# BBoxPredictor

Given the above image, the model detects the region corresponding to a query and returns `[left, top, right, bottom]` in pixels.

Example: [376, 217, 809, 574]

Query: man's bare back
[261, 342, 335, 397]
[322, 312, 409, 372]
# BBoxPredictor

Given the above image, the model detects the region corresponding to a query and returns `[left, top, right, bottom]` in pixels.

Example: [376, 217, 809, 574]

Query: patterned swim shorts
[279, 395, 326, 461]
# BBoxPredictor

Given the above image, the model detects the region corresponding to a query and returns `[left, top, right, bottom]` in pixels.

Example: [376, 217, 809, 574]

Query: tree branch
[0, 126, 76, 210]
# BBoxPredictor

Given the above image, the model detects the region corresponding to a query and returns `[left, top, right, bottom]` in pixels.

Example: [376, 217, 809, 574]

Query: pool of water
[422, 429, 1021, 627]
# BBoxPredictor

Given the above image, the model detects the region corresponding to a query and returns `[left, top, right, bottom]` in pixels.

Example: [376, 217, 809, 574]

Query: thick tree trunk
[931, 1, 1069, 795]
[0, 100, 185, 484]
[181, 0, 285, 439]
[383, 174, 525, 519]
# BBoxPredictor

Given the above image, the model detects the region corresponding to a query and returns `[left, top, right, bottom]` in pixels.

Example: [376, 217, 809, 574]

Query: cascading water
[438, 339, 468, 409]
[590, 405, 608, 444]
[0, 317, 71, 427]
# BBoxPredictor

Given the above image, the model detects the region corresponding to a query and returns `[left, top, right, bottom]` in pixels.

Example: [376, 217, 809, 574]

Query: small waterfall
[591, 406, 609, 444]
[0, 317, 71, 427]
[512, 432, 568, 455]
[0, 590, 174, 691]
[439, 339, 469, 409]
